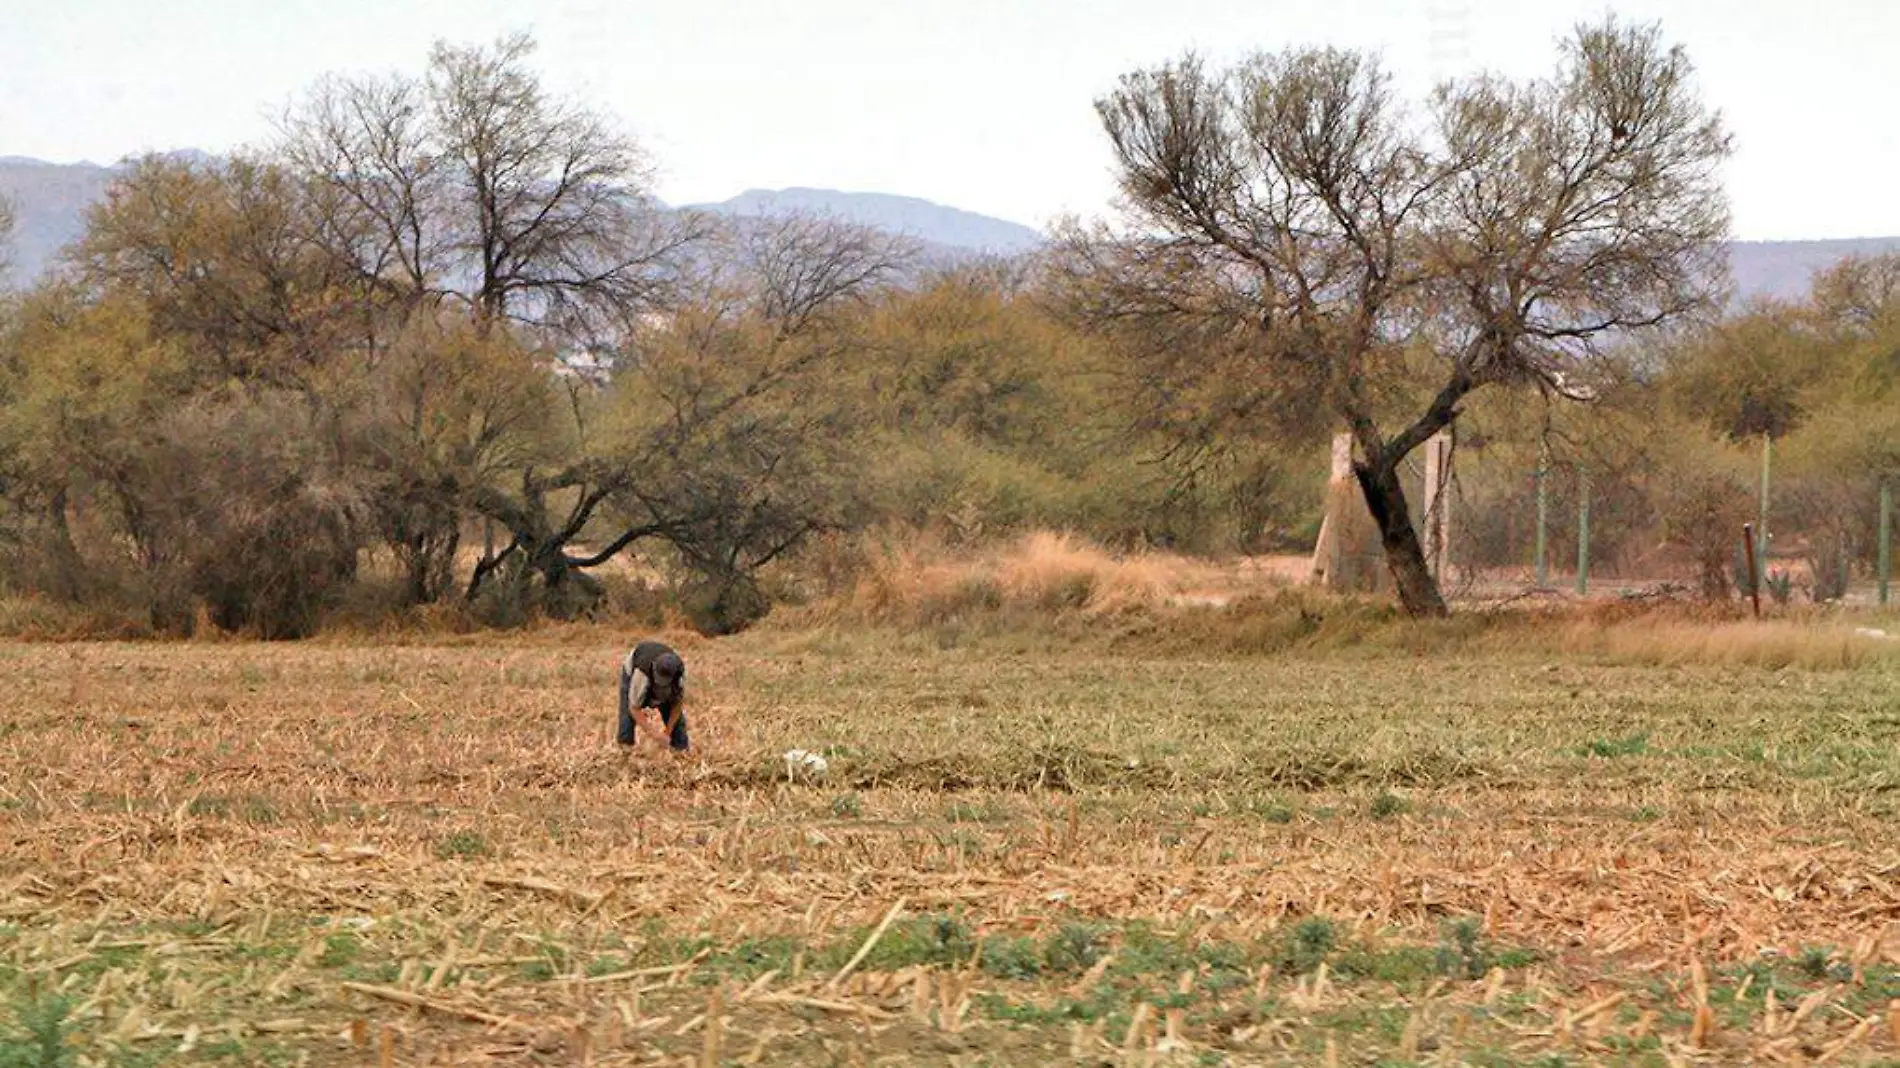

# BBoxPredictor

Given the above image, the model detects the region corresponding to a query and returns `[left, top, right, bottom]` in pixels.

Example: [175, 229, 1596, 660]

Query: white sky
[1, 0, 1894, 240]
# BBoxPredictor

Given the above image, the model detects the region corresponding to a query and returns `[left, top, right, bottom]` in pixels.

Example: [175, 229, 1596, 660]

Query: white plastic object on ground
[782, 748, 830, 780]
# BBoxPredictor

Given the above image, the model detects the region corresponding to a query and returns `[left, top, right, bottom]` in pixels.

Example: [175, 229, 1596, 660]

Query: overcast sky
[2, 0, 1894, 240]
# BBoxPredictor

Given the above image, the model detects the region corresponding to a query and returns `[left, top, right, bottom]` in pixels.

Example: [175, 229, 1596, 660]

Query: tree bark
[399, 524, 458, 605]
[1353, 458, 1449, 618]
[45, 488, 89, 602]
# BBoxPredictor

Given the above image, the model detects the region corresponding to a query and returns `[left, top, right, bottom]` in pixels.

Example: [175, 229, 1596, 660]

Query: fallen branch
[251, 1019, 308, 1034]
[273, 879, 378, 914]
[1818, 1017, 1878, 1063]
[827, 897, 907, 992]
[583, 951, 709, 985]
[449, 955, 551, 969]
[339, 982, 527, 1032]
[750, 993, 900, 1020]
[579, 882, 620, 921]
[1569, 991, 1626, 1026]
[480, 875, 601, 907]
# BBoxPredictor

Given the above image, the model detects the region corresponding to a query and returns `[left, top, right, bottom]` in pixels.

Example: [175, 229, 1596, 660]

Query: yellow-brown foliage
[1554, 617, 1896, 670]
[834, 529, 1242, 622]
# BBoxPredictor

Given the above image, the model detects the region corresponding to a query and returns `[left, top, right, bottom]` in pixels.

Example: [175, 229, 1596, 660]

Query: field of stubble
[2, 621, 1900, 1066]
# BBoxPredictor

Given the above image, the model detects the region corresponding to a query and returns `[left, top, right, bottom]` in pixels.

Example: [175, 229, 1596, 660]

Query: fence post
[1534, 442, 1550, 587]
[1743, 523, 1763, 619]
[1422, 429, 1454, 583]
[1575, 470, 1591, 597]
[1839, 528, 1851, 604]
[1881, 481, 1893, 607]
[1759, 434, 1773, 559]
[1309, 432, 1355, 590]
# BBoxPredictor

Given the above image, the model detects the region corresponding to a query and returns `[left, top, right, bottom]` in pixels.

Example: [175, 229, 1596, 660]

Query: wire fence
[1312, 432, 1896, 608]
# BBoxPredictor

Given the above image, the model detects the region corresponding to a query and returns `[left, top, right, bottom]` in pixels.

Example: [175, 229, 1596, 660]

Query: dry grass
[832, 529, 1248, 623]
[1, 542, 1900, 1064]
[2, 619, 1900, 1064]
[1558, 616, 1897, 670]
[0, 592, 160, 641]
[790, 529, 1900, 674]
[1490, 598, 1900, 670]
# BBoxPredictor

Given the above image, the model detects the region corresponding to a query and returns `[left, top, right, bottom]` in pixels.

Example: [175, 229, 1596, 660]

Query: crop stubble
[1, 630, 1899, 1064]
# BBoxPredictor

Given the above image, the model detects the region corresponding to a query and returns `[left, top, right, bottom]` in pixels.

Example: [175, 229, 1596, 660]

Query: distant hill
[687, 187, 1045, 258]
[5, 156, 1899, 307]
[1725, 238, 1900, 307]
[0, 157, 116, 287]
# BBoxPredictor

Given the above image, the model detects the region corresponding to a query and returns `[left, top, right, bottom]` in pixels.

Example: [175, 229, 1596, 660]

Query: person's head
[650, 650, 685, 701]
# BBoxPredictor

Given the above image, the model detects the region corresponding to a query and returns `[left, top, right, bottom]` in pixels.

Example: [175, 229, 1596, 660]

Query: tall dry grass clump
[1501, 599, 1900, 670]
[1564, 617, 1898, 670]
[992, 531, 1224, 613]
[837, 529, 1237, 623]
[803, 528, 1900, 668]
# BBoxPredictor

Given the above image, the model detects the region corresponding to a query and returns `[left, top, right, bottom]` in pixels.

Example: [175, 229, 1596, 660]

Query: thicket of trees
[0, 25, 1892, 637]
[1448, 251, 1900, 603]
[0, 35, 1310, 637]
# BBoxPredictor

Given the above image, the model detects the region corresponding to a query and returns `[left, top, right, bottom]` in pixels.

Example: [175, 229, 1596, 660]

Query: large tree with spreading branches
[1057, 17, 1732, 615]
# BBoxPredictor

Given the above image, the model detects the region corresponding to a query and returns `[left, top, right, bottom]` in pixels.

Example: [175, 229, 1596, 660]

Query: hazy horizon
[4, 0, 1898, 241]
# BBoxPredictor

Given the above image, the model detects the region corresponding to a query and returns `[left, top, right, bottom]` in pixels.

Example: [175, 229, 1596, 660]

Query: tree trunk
[516, 534, 567, 589]
[44, 489, 88, 602]
[1353, 458, 1449, 618]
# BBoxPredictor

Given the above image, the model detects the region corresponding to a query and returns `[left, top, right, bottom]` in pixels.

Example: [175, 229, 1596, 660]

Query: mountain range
[2, 154, 1893, 306]
[687, 187, 1044, 259]
[0, 156, 116, 286]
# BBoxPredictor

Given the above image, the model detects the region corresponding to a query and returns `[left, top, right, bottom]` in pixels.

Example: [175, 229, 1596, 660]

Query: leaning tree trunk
[1353, 458, 1449, 618]
[397, 523, 459, 605]
[42, 488, 91, 602]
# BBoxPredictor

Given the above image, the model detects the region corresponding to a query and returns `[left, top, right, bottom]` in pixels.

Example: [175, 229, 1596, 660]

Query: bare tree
[1809, 252, 1900, 330]
[281, 32, 705, 345]
[280, 71, 444, 310]
[461, 212, 912, 619]
[427, 33, 702, 338]
[1061, 17, 1731, 615]
[277, 32, 714, 608]
[727, 212, 920, 334]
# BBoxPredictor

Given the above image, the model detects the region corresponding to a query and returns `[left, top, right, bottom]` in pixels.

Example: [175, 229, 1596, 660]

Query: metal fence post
[1575, 471, 1591, 597]
[1743, 523, 1763, 619]
[1759, 434, 1773, 560]
[1840, 528, 1851, 603]
[1881, 481, 1893, 607]
[1534, 444, 1550, 587]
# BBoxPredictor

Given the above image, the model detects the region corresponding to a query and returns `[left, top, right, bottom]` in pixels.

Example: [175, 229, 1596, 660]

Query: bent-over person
[617, 640, 690, 751]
